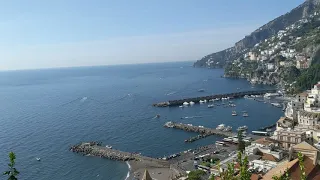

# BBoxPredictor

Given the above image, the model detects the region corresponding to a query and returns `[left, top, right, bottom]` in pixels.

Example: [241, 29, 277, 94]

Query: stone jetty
[153, 89, 276, 107]
[164, 122, 236, 138]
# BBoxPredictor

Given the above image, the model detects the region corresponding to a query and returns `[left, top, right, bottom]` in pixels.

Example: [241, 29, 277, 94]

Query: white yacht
[232, 111, 237, 116]
[237, 126, 248, 131]
[183, 102, 189, 106]
[216, 124, 225, 130]
[189, 101, 195, 105]
[105, 145, 112, 149]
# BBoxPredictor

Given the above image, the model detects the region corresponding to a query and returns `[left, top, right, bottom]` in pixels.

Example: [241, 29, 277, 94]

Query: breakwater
[164, 122, 236, 138]
[70, 142, 168, 165]
[153, 89, 276, 107]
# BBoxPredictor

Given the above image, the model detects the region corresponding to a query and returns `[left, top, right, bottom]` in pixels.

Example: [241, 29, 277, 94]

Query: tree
[237, 130, 245, 153]
[187, 170, 206, 180]
[238, 152, 251, 180]
[3, 152, 19, 180]
[298, 152, 306, 180]
[272, 168, 289, 180]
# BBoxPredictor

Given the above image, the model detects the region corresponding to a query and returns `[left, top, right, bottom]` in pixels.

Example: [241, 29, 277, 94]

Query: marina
[164, 122, 236, 138]
[153, 90, 276, 107]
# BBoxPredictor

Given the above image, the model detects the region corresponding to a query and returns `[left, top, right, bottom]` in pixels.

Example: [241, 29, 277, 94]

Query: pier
[164, 122, 236, 138]
[153, 89, 276, 107]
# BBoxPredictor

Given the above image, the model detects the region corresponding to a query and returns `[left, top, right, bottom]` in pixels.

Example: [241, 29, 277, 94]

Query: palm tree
[3, 152, 19, 180]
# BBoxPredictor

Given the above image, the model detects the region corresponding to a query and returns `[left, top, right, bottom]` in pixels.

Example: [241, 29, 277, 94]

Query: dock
[164, 122, 236, 138]
[153, 89, 276, 107]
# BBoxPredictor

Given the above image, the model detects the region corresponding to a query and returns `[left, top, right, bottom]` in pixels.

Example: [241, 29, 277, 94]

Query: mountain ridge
[194, 0, 320, 68]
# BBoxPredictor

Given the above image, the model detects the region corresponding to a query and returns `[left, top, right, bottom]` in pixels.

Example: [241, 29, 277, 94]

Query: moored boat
[237, 126, 248, 131]
[105, 145, 112, 149]
[216, 124, 225, 130]
[232, 111, 237, 116]
[243, 112, 249, 117]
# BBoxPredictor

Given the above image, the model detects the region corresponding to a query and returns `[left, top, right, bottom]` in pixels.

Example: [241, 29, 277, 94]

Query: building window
[288, 144, 291, 148]
[287, 137, 291, 142]
[280, 136, 283, 141]
[295, 138, 299, 143]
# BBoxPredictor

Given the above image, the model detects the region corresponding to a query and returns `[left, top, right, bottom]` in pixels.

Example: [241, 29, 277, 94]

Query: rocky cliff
[194, 0, 320, 68]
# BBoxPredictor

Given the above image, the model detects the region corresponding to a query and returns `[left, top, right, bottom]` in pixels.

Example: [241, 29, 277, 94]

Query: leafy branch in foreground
[3, 152, 19, 180]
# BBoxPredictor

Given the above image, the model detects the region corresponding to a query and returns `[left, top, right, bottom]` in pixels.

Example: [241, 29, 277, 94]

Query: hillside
[193, 0, 320, 68]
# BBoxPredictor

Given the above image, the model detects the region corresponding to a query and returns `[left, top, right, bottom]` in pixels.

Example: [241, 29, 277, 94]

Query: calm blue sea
[0, 62, 283, 180]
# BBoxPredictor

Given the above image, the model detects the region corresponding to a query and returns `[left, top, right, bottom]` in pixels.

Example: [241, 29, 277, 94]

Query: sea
[0, 62, 283, 180]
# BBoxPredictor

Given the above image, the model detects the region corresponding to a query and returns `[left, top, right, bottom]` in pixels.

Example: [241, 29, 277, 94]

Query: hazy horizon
[0, 0, 304, 70]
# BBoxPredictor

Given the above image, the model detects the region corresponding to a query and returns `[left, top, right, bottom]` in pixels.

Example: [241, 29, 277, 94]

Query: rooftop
[254, 137, 277, 146]
[293, 141, 318, 152]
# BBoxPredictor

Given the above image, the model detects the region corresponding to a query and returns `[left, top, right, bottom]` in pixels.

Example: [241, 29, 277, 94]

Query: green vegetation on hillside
[294, 64, 320, 92]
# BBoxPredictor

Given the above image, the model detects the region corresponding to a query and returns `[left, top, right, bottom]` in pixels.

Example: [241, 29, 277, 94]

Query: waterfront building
[274, 128, 306, 150]
[245, 138, 284, 161]
[304, 82, 320, 112]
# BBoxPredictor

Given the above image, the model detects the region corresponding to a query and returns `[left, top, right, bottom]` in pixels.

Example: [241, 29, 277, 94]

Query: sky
[0, 0, 305, 70]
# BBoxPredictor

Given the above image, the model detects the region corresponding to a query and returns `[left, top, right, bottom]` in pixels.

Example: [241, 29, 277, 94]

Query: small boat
[179, 105, 184, 108]
[189, 101, 195, 105]
[183, 102, 189, 106]
[243, 112, 249, 117]
[266, 128, 272, 132]
[216, 124, 225, 130]
[223, 126, 232, 132]
[237, 126, 248, 131]
[199, 100, 204, 103]
[208, 104, 214, 108]
[271, 103, 281, 108]
[36, 158, 41, 161]
[198, 89, 205, 92]
[229, 104, 236, 107]
[105, 145, 113, 149]
[232, 111, 237, 116]
[214, 98, 220, 101]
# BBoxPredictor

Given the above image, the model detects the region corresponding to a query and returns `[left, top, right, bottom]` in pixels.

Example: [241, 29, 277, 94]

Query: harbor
[164, 122, 236, 138]
[153, 89, 277, 107]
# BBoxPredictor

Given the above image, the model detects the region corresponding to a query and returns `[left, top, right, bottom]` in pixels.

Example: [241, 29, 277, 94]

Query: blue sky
[0, 0, 304, 70]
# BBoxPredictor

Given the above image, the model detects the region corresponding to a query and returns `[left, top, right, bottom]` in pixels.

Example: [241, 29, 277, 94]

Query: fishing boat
[223, 126, 232, 132]
[207, 104, 214, 108]
[243, 112, 249, 117]
[237, 126, 248, 131]
[36, 158, 41, 161]
[216, 124, 225, 130]
[232, 111, 237, 116]
[105, 145, 113, 149]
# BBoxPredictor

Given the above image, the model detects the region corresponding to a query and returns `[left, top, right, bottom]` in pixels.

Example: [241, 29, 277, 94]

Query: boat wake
[166, 91, 177, 96]
[125, 161, 131, 180]
[181, 116, 203, 119]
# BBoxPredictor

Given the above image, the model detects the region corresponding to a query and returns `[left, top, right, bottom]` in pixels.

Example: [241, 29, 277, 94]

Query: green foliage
[280, 66, 301, 83]
[200, 161, 211, 168]
[209, 175, 215, 180]
[237, 131, 245, 153]
[238, 152, 251, 180]
[298, 152, 306, 180]
[294, 64, 320, 92]
[187, 170, 206, 180]
[3, 152, 19, 180]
